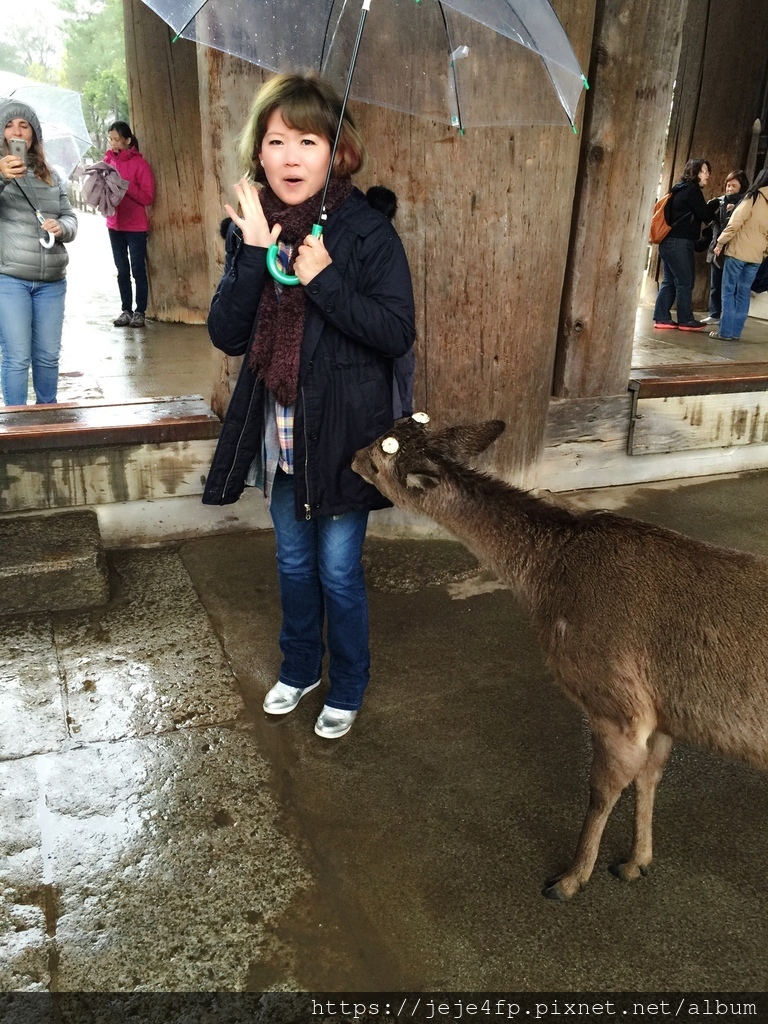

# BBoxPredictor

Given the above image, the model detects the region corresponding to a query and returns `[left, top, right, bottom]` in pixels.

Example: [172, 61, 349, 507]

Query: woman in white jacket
[0, 99, 77, 405]
[711, 167, 768, 341]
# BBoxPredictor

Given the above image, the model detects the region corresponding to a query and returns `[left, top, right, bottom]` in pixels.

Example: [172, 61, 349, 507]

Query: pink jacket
[103, 147, 155, 232]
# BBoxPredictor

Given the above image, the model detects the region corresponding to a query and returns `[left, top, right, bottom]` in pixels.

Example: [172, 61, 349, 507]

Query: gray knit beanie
[0, 99, 43, 147]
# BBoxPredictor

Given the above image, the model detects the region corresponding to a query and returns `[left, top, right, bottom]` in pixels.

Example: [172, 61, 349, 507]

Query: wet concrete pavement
[3, 212, 768, 1000]
[3, 470, 768, 995]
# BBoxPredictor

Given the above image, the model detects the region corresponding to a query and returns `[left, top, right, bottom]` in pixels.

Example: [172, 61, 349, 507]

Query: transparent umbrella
[0, 71, 92, 182]
[142, 0, 587, 131]
[140, 0, 587, 284]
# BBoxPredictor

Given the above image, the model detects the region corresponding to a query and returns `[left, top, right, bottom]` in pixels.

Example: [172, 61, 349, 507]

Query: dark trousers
[654, 236, 696, 325]
[108, 229, 148, 314]
[708, 261, 723, 318]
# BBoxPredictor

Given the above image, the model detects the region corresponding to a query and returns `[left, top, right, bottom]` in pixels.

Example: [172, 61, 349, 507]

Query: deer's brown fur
[352, 417, 768, 900]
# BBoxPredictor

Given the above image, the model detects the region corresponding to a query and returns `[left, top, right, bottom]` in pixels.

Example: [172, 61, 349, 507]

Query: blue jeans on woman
[654, 236, 696, 325]
[269, 467, 371, 711]
[0, 275, 66, 405]
[109, 229, 148, 313]
[719, 256, 760, 339]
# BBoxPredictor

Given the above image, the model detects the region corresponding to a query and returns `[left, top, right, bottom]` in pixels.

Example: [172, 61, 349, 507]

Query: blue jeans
[108, 230, 148, 313]
[719, 256, 760, 339]
[0, 275, 66, 405]
[269, 468, 371, 711]
[654, 236, 696, 325]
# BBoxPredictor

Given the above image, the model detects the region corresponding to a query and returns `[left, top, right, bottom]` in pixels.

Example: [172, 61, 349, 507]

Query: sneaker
[702, 315, 720, 324]
[653, 321, 677, 330]
[129, 312, 146, 328]
[113, 311, 132, 326]
[314, 705, 358, 739]
[263, 679, 321, 715]
[677, 320, 707, 331]
[709, 331, 738, 340]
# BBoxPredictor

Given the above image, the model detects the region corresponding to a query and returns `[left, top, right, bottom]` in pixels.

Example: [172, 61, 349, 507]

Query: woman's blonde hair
[237, 72, 367, 183]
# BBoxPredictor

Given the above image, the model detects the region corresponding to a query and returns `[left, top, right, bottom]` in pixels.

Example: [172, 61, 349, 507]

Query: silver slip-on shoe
[263, 679, 321, 715]
[314, 705, 358, 739]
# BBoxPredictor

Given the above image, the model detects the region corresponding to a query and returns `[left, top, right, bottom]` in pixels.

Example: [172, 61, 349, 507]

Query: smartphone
[8, 138, 28, 162]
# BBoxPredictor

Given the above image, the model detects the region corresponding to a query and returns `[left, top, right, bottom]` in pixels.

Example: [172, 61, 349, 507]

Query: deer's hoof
[609, 860, 650, 883]
[542, 876, 581, 901]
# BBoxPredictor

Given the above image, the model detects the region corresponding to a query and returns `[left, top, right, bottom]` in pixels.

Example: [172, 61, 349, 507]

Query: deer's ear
[437, 420, 506, 460]
[405, 470, 441, 490]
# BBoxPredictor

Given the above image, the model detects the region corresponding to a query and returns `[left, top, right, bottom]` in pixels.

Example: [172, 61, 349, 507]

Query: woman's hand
[224, 178, 281, 248]
[293, 232, 332, 286]
[40, 218, 63, 238]
[0, 154, 26, 179]
[713, 244, 723, 257]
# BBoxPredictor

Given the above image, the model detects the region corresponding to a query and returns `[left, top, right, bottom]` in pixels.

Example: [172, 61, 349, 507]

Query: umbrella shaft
[317, 1, 370, 224]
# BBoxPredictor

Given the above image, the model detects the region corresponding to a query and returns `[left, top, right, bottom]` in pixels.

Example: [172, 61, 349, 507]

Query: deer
[352, 414, 768, 900]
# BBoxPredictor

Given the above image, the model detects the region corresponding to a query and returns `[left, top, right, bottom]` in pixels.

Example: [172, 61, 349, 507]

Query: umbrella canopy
[0, 71, 92, 181]
[141, 0, 587, 131]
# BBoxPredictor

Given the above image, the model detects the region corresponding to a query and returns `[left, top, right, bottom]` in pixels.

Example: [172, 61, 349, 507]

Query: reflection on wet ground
[3, 490, 768, 992]
[56, 211, 211, 406]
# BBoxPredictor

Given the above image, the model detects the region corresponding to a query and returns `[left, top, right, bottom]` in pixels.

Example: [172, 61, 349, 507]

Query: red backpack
[649, 192, 673, 244]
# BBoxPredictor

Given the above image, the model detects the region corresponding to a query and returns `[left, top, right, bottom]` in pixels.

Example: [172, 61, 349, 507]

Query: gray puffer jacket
[0, 172, 77, 282]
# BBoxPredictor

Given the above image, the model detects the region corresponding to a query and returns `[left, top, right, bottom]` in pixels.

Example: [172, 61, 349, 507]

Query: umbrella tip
[582, 74, 590, 89]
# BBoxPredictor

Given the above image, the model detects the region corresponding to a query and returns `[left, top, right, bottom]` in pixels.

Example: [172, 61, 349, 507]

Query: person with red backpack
[653, 158, 718, 331]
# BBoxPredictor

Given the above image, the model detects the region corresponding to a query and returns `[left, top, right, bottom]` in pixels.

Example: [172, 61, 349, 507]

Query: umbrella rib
[438, 1, 464, 132]
[173, 0, 211, 42]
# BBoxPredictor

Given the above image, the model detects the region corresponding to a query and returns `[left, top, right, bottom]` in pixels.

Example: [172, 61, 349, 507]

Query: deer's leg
[610, 730, 673, 883]
[543, 718, 653, 901]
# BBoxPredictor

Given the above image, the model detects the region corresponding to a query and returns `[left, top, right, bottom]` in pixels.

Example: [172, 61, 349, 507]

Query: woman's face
[698, 164, 711, 186]
[5, 118, 33, 147]
[725, 178, 741, 195]
[258, 109, 332, 207]
[108, 130, 130, 152]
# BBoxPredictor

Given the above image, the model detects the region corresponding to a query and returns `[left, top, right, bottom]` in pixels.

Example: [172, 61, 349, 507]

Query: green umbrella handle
[266, 223, 324, 286]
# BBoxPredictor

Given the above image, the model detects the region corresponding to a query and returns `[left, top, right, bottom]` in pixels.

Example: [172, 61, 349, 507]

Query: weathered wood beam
[554, 0, 687, 399]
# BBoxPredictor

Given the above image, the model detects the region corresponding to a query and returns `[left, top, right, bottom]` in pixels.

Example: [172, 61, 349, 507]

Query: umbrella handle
[266, 223, 323, 286]
[39, 231, 56, 249]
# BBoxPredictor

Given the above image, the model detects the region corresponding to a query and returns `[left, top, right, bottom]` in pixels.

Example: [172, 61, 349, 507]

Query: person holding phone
[0, 99, 77, 406]
[203, 73, 415, 740]
[103, 121, 155, 328]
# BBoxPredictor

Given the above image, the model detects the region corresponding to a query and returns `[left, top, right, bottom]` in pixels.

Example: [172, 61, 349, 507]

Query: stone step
[0, 509, 110, 615]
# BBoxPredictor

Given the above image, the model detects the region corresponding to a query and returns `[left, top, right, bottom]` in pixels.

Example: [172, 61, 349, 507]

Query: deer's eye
[381, 437, 399, 454]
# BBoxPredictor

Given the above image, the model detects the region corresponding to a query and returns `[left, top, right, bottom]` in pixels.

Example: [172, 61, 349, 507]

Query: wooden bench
[628, 362, 768, 455]
[0, 395, 220, 452]
[0, 396, 221, 513]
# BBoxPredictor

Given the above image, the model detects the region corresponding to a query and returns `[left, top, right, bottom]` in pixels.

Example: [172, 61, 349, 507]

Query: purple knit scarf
[248, 178, 353, 405]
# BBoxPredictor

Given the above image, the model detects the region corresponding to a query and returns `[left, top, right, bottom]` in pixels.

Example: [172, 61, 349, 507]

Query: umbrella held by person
[0, 99, 77, 406]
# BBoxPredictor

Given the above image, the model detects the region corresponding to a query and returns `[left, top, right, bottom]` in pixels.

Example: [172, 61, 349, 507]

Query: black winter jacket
[666, 180, 718, 241]
[202, 187, 415, 519]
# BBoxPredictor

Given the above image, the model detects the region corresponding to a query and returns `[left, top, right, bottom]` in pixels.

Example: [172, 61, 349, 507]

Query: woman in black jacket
[653, 158, 717, 331]
[204, 74, 415, 740]
[702, 169, 749, 325]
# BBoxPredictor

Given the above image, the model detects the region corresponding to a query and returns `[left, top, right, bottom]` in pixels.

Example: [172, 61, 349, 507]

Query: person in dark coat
[701, 169, 749, 325]
[203, 73, 415, 740]
[653, 157, 718, 331]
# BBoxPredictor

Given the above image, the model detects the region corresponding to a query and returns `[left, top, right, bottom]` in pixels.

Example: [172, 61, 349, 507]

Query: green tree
[58, 0, 128, 155]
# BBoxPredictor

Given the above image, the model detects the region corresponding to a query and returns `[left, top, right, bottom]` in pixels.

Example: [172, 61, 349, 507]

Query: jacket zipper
[301, 384, 312, 520]
[221, 376, 260, 498]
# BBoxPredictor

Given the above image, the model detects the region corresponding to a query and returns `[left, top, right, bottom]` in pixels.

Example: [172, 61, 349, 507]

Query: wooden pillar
[553, 0, 687, 399]
[354, 0, 595, 483]
[196, 50, 267, 417]
[123, 0, 209, 322]
[655, 0, 768, 309]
